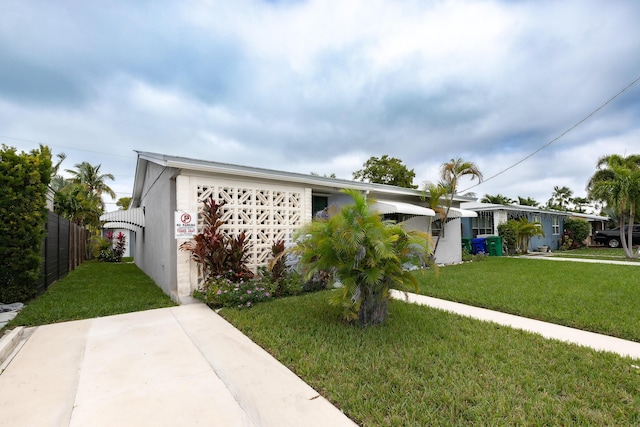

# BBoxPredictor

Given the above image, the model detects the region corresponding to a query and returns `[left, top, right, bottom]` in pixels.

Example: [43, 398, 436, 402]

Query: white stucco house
[102, 151, 475, 304]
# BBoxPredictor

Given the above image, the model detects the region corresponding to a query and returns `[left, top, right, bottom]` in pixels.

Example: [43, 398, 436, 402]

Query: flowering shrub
[179, 196, 253, 283]
[97, 231, 126, 262]
[194, 265, 312, 309]
[193, 275, 274, 308]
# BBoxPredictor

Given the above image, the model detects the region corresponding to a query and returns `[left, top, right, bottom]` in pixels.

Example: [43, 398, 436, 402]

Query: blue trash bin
[471, 237, 487, 254]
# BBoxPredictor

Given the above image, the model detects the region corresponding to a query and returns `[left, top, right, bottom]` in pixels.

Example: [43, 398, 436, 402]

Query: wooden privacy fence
[38, 212, 89, 295]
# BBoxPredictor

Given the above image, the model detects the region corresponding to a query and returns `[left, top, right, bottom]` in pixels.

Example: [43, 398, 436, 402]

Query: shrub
[97, 231, 126, 262]
[188, 198, 313, 309]
[562, 218, 590, 249]
[292, 189, 432, 327]
[462, 248, 489, 262]
[180, 195, 253, 283]
[0, 145, 52, 303]
[193, 275, 273, 309]
[497, 220, 518, 255]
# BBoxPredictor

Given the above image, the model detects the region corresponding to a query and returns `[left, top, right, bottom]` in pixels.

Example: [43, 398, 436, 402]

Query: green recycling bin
[462, 238, 472, 254]
[486, 236, 503, 256]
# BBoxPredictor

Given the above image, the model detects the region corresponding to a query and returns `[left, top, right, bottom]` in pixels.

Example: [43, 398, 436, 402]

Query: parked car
[593, 225, 640, 248]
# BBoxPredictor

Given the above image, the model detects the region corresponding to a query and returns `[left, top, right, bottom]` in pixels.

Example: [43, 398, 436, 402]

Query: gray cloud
[1, 0, 639, 210]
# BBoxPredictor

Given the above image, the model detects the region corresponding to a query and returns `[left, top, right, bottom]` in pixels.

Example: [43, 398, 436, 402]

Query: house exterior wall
[493, 211, 508, 234]
[131, 154, 466, 302]
[529, 213, 563, 251]
[174, 174, 311, 301]
[135, 163, 178, 299]
[434, 218, 462, 264]
[462, 210, 564, 252]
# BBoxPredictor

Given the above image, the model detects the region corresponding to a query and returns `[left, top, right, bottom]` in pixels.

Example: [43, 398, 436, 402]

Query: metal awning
[372, 200, 435, 217]
[100, 207, 145, 231]
[103, 221, 141, 232]
[444, 207, 477, 218]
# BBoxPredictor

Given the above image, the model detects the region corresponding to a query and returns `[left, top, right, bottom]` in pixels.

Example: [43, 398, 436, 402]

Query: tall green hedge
[0, 145, 52, 303]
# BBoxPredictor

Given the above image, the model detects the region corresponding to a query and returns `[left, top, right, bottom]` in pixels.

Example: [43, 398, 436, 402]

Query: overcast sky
[2, 0, 639, 212]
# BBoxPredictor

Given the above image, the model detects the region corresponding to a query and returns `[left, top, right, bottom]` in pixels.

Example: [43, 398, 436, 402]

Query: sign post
[175, 211, 197, 239]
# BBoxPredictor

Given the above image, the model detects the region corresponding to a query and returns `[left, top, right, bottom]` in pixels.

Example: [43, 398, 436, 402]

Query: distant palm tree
[66, 162, 116, 204]
[55, 161, 116, 229]
[515, 217, 544, 254]
[481, 194, 514, 205]
[547, 186, 573, 210]
[424, 158, 483, 254]
[440, 158, 484, 196]
[570, 196, 590, 213]
[587, 154, 640, 259]
[517, 196, 539, 207]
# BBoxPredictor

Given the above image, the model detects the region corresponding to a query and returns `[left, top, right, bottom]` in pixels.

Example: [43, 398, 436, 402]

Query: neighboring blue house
[460, 202, 570, 252]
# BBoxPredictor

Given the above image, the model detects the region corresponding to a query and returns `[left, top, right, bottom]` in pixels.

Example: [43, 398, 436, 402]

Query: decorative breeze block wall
[196, 179, 309, 272]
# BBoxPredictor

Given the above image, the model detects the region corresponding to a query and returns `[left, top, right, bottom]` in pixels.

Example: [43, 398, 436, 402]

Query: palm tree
[293, 189, 432, 326]
[440, 158, 484, 195]
[517, 196, 539, 207]
[424, 158, 483, 254]
[515, 218, 545, 254]
[547, 186, 573, 210]
[66, 162, 116, 205]
[54, 182, 103, 227]
[570, 196, 590, 213]
[481, 194, 514, 205]
[587, 154, 640, 259]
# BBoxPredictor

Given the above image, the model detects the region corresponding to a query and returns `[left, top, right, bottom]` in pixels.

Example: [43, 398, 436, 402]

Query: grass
[221, 291, 640, 426]
[552, 246, 640, 262]
[417, 257, 640, 342]
[4, 255, 639, 424]
[4, 260, 175, 329]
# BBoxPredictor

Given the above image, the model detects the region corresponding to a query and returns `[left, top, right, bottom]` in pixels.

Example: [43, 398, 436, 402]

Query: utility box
[486, 236, 503, 256]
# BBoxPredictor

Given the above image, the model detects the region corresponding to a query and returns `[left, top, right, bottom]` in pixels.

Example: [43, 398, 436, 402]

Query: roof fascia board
[136, 151, 430, 198]
[463, 203, 572, 216]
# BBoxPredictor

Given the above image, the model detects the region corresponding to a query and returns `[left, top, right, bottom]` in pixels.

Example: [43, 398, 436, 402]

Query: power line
[460, 74, 640, 193]
[0, 134, 136, 159]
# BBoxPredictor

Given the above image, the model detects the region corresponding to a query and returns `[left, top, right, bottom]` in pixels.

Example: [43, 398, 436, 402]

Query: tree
[587, 154, 640, 259]
[424, 158, 483, 254]
[569, 196, 590, 213]
[547, 186, 573, 210]
[310, 171, 336, 178]
[116, 197, 131, 210]
[55, 161, 117, 228]
[65, 162, 116, 207]
[514, 218, 544, 254]
[352, 155, 417, 189]
[517, 196, 539, 207]
[54, 182, 103, 227]
[293, 189, 432, 327]
[481, 194, 514, 205]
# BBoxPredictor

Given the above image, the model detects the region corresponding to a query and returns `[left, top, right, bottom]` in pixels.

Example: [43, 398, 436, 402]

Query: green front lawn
[222, 292, 640, 426]
[5, 260, 175, 329]
[418, 257, 640, 342]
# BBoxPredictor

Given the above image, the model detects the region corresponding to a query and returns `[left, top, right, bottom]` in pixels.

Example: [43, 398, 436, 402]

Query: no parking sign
[175, 211, 197, 239]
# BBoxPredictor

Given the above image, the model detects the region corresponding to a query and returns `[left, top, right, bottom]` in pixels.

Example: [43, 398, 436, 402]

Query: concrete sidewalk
[0, 304, 357, 427]
[391, 290, 640, 360]
[519, 254, 640, 266]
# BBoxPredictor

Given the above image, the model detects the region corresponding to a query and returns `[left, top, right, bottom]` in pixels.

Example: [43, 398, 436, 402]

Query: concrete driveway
[0, 304, 357, 427]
